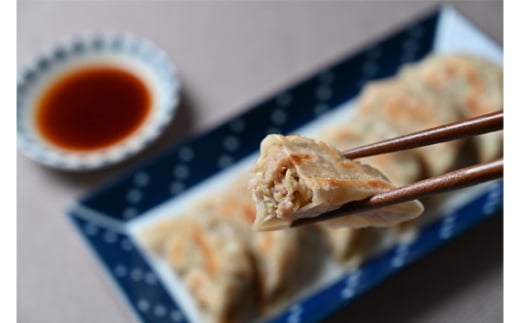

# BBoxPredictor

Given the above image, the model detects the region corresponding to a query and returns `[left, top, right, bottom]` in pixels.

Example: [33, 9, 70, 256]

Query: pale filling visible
[257, 166, 313, 221]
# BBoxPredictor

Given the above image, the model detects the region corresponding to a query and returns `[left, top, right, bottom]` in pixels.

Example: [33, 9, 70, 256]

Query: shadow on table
[326, 214, 503, 323]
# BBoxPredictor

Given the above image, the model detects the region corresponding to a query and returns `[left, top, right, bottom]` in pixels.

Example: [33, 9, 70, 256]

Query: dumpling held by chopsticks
[248, 134, 424, 231]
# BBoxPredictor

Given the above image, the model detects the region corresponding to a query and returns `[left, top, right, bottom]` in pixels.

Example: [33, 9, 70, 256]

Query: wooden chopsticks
[342, 111, 503, 159]
[291, 111, 504, 228]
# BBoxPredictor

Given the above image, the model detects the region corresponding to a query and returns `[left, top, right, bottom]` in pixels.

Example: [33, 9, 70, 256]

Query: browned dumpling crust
[320, 117, 423, 186]
[140, 217, 178, 254]
[356, 78, 463, 177]
[317, 225, 373, 266]
[399, 54, 503, 162]
[163, 213, 256, 323]
[202, 176, 313, 309]
[249, 134, 424, 231]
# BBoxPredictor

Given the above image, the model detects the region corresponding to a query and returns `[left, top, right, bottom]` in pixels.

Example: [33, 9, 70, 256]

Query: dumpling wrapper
[399, 53, 503, 162]
[320, 116, 423, 186]
[203, 176, 313, 309]
[249, 134, 424, 231]
[318, 225, 377, 267]
[139, 217, 178, 254]
[356, 78, 463, 177]
[163, 213, 256, 323]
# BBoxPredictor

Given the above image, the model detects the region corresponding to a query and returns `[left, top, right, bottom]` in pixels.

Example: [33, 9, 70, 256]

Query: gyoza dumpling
[399, 53, 503, 162]
[251, 229, 307, 311]
[249, 134, 424, 231]
[205, 176, 314, 309]
[316, 110, 423, 266]
[163, 213, 256, 323]
[320, 116, 423, 186]
[356, 78, 462, 177]
[318, 225, 378, 267]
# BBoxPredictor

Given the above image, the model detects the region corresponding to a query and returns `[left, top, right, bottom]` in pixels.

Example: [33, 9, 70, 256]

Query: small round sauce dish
[17, 33, 180, 170]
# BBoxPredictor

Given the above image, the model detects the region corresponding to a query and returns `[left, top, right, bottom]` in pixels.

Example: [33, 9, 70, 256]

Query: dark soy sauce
[36, 66, 151, 151]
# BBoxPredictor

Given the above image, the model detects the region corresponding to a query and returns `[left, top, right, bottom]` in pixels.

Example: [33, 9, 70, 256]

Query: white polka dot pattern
[114, 265, 127, 278]
[223, 136, 240, 151]
[84, 223, 98, 236]
[169, 181, 185, 195]
[217, 155, 234, 169]
[134, 172, 150, 187]
[362, 61, 379, 77]
[137, 299, 150, 312]
[154, 304, 166, 317]
[391, 244, 410, 268]
[400, 26, 423, 63]
[315, 69, 334, 107]
[318, 70, 335, 84]
[145, 272, 158, 285]
[313, 103, 329, 116]
[131, 268, 143, 282]
[276, 92, 292, 108]
[178, 147, 194, 162]
[229, 119, 245, 133]
[483, 183, 502, 215]
[170, 309, 183, 322]
[358, 46, 382, 90]
[127, 189, 143, 204]
[439, 215, 456, 239]
[316, 85, 333, 101]
[287, 304, 303, 323]
[340, 270, 362, 299]
[271, 109, 288, 125]
[173, 165, 190, 179]
[123, 207, 138, 219]
[103, 230, 118, 244]
[367, 46, 382, 59]
[120, 238, 133, 251]
[265, 127, 281, 135]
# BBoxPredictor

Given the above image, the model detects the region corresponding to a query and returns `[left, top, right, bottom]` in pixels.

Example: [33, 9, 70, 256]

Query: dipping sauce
[36, 66, 151, 151]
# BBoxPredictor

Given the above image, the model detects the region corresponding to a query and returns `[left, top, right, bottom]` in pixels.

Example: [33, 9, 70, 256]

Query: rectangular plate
[68, 5, 503, 323]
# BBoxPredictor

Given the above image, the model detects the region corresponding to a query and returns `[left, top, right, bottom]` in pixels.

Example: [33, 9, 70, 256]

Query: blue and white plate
[68, 6, 503, 323]
[17, 32, 180, 170]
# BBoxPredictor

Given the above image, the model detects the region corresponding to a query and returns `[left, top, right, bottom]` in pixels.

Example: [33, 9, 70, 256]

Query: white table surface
[18, 1, 503, 322]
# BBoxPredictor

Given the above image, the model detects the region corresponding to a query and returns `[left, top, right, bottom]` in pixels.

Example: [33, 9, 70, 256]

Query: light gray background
[18, 1, 503, 322]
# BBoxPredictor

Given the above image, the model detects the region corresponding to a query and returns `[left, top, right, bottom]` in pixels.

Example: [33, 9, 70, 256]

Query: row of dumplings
[140, 176, 338, 323]
[139, 53, 503, 323]
[324, 53, 502, 184]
